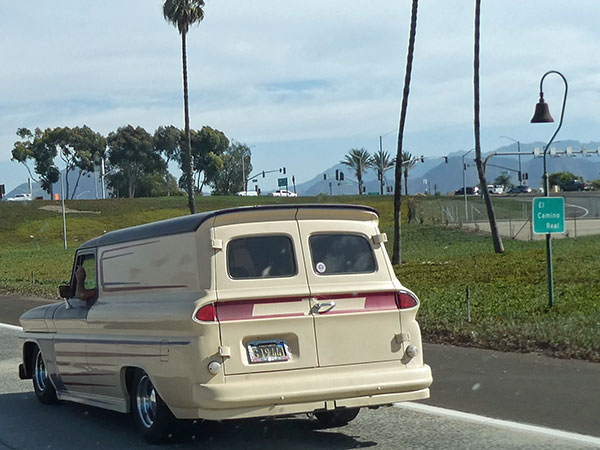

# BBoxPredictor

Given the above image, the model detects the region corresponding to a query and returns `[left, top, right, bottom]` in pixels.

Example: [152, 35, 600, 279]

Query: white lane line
[0, 323, 22, 331]
[565, 203, 589, 218]
[395, 402, 600, 447]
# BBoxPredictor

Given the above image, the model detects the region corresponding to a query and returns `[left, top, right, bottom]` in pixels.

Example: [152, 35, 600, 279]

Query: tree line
[340, 148, 418, 196]
[11, 125, 252, 199]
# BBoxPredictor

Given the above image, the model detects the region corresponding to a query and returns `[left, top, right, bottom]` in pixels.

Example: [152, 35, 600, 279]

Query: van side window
[309, 234, 377, 275]
[81, 254, 97, 290]
[227, 235, 297, 279]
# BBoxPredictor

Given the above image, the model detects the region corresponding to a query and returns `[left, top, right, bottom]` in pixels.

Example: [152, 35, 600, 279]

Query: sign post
[532, 197, 565, 307]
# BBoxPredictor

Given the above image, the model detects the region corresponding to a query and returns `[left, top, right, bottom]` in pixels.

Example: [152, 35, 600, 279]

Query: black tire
[31, 346, 58, 404]
[130, 369, 176, 444]
[314, 408, 360, 428]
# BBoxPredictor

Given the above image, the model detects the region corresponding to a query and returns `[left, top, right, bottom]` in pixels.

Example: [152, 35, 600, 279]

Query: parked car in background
[236, 190, 258, 196]
[17, 205, 432, 443]
[6, 193, 32, 202]
[562, 180, 592, 191]
[508, 185, 533, 194]
[454, 187, 480, 196]
[272, 189, 297, 197]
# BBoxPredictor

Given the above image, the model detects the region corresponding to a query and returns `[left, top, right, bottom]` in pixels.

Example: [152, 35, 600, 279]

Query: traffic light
[523, 173, 528, 180]
[443, 156, 448, 163]
[283, 167, 286, 174]
[323, 173, 327, 180]
[262, 171, 265, 178]
[377, 169, 382, 181]
[339, 172, 344, 181]
[335, 169, 339, 181]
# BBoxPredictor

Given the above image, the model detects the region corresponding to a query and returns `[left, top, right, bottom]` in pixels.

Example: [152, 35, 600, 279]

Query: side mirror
[59, 284, 73, 299]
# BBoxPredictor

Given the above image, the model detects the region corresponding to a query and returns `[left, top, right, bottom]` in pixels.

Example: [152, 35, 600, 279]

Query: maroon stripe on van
[216, 297, 305, 321]
[313, 291, 398, 314]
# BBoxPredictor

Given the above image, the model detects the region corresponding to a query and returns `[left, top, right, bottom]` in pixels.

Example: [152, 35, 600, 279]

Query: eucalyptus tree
[401, 151, 416, 195]
[473, 0, 503, 253]
[67, 126, 106, 199]
[341, 148, 371, 195]
[370, 150, 395, 195]
[189, 126, 228, 192]
[107, 125, 166, 198]
[11, 126, 104, 198]
[393, 0, 419, 265]
[11, 128, 59, 196]
[163, 0, 206, 214]
[211, 142, 252, 195]
[154, 125, 182, 195]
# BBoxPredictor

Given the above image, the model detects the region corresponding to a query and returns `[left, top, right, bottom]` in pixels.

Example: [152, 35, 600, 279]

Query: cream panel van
[18, 204, 432, 443]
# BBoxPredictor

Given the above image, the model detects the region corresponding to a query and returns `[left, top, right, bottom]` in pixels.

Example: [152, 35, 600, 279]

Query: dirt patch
[39, 205, 100, 214]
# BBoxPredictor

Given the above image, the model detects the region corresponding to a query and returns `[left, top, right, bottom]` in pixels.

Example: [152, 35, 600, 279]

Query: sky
[2, 0, 600, 193]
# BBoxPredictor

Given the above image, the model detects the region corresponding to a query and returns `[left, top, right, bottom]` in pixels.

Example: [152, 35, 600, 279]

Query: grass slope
[0, 196, 598, 361]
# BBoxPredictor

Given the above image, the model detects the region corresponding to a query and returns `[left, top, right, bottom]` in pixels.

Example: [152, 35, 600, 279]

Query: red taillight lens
[396, 292, 418, 309]
[195, 303, 216, 322]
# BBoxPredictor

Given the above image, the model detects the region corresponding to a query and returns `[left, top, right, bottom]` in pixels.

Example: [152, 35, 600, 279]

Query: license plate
[247, 340, 290, 363]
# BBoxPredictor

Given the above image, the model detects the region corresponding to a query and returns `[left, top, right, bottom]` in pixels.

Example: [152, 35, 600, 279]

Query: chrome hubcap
[136, 374, 157, 428]
[34, 351, 47, 391]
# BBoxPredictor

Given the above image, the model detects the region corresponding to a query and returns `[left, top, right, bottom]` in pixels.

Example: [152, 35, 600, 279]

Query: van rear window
[227, 235, 297, 279]
[309, 234, 376, 275]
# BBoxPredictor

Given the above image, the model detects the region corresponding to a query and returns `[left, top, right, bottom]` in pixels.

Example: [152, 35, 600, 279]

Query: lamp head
[531, 95, 554, 123]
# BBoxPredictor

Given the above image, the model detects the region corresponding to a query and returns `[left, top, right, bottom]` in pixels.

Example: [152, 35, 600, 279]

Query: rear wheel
[32, 346, 58, 404]
[313, 408, 360, 428]
[131, 369, 176, 444]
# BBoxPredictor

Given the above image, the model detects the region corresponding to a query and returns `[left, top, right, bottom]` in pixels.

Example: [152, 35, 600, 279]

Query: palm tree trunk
[404, 167, 409, 195]
[181, 31, 196, 214]
[473, 0, 503, 253]
[393, 0, 419, 265]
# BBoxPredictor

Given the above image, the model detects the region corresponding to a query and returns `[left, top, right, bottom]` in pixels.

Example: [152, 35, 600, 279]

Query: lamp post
[500, 135, 522, 185]
[462, 148, 475, 221]
[530, 70, 568, 308]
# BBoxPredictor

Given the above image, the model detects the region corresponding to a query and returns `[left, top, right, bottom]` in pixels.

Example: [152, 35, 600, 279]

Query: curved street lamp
[530, 70, 568, 308]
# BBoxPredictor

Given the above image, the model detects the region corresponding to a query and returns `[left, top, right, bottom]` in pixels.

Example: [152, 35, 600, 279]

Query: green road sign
[278, 177, 288, 188]
[532, 197, 565, 234]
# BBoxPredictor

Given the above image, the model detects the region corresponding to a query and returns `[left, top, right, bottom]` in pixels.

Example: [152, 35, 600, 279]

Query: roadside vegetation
[0, 195, 598, 362]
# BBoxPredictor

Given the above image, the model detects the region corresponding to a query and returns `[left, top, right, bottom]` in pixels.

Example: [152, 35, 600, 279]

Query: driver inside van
[74, 265, 96, 301]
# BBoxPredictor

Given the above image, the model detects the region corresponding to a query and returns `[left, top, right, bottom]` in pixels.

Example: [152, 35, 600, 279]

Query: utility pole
[101, 158, 106, 199]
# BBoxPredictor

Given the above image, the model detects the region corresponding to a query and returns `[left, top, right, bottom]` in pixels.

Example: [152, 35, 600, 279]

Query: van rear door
[296, 209, 404, 368]
[212, 210, 317, 375]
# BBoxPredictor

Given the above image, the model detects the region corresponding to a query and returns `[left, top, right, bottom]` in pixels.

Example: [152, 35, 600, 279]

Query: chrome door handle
[312, 301, 336, 312]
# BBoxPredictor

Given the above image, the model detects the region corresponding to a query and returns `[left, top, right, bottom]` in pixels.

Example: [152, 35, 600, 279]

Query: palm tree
[163, 0, 206, 215]
[401, 151, 416, 195]
[393, 0, 419, 265]
[473, 0, 503, 253]
[371, 150, 395, 195]
[341, 148, 371, 195]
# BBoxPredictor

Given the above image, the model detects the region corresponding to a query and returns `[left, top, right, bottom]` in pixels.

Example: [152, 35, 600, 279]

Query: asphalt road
[1, 296, 599, 449]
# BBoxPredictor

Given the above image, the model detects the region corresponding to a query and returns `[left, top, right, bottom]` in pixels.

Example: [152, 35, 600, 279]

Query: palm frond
[163, 0, 205, 34]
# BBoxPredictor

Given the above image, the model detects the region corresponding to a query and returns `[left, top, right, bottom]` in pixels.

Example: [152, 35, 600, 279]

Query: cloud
[2, 0, 600, 192]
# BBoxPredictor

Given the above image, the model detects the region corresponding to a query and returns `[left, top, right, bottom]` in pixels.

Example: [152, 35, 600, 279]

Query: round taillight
[195, 303, 216, 322]
[396, 292, 418, 309]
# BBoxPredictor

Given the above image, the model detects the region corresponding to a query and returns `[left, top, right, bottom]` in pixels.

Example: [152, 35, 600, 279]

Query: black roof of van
[78, 204, 379, 250]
